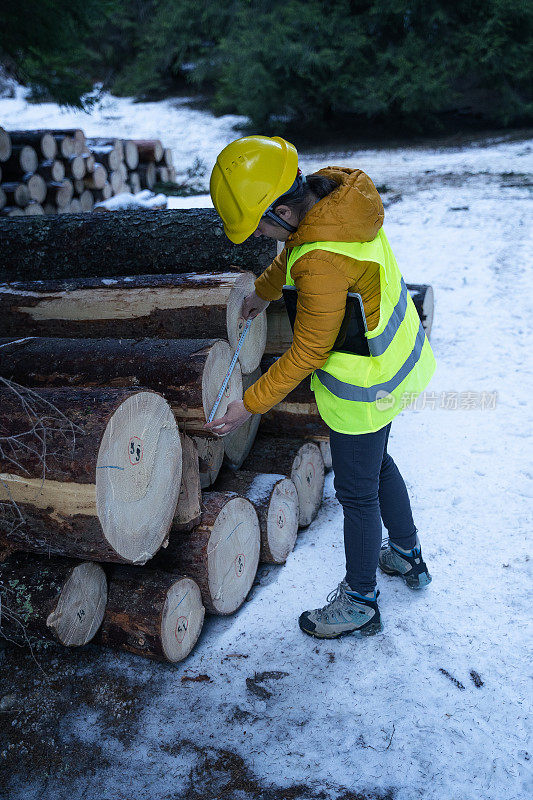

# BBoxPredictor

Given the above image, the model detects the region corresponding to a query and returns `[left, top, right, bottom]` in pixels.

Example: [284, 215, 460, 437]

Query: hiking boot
[378, 537, 432, 589]
[298, 580, 382, 639]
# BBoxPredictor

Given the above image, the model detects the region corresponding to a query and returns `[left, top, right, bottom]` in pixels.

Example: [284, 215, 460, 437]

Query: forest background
[1, 0, 532, 139]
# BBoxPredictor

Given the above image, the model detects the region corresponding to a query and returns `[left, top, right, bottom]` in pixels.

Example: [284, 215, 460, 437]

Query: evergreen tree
[0, 0, 115, 106]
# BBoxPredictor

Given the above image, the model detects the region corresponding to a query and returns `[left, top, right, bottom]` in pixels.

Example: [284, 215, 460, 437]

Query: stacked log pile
[0, 209, 434, 662]
[0, 126, 177, 216]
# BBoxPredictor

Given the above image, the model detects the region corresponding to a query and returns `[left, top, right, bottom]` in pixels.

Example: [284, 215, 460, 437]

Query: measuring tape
[207, 318, 252, 423]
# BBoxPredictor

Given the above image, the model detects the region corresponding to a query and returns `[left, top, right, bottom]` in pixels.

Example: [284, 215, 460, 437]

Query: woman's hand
[204, 400, 252, 436]
[242, 291, 269, 320]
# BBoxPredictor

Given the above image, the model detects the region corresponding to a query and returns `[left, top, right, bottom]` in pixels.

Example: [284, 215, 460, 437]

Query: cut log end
[226, 273, 267, 374]
[46, 562, 107, 646]
[291, 442, 325, 527]
[265, 477, 299, 563]
[223, 367, 261, 469]
[201, 339, 243, 423]
[161, 577, 205, 662]
[96, 391, 182, 564]
[206, 495, 260, 614]
[174, 433, 202, 531]
[193, 434, 225, 489]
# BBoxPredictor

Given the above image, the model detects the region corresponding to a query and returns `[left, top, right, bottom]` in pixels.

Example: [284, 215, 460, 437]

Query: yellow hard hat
[210, 135, 299, 243]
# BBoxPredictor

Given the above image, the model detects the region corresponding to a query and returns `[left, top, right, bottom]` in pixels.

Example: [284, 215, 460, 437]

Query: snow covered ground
[1, 89, 532, 800]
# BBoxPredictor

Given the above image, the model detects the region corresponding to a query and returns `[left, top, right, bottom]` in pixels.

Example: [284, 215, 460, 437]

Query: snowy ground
[0, 90, 532, 800]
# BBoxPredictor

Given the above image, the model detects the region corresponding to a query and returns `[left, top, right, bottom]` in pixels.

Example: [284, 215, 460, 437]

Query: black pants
[329, 422, 417, 595]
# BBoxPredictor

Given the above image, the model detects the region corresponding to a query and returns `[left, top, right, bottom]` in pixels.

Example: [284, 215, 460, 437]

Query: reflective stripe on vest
[286, 229, 436, 434]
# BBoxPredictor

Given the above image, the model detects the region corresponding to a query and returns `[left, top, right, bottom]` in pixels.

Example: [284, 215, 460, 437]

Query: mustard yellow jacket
[243, 167, 384, 415]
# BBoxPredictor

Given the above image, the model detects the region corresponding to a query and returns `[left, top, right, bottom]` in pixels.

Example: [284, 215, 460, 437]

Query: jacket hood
[288, 167, 384, 246]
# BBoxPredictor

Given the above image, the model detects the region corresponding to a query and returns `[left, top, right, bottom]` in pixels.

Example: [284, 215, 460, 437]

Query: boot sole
[378, 562, 432, 589]
[299, 619, 383, 640]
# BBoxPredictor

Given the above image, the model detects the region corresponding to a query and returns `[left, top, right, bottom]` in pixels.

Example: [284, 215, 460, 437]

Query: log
[22, 173, 46, 203]
[25, 202, 45, 216]
[223, 368, 262, 469]
[0, 387, 182, 564]
[123, 141, 139, 170]
[49, 129, 85, 155]
[162, 148, 174, 168]
[64, 155, 86, 181]
[153, 491, 260, 615]
[0, 554, 107, 647]
[83, 163, 107, 190]
[259, 357, 329, 440]
[157, 166, 169, 183]
[0, 337, 241, 430]
[138, 162, 156, 189]
[98, 566, 204, 662]
[0, 272, 243, 341]
[1, 145, 38, 179]
[46, 180, 72, 209]
[0, 210, 276, 281]
[53, 135, 75, 159]
[242, 437, 324, 527]
[109, 170, 124, 194]
[8, 131, 56, 160]
[36, 159, 65, 182]
[192, 432, 225, 489]
[0, 127, 12, 162]
[174, 433, 202, 532]
[69, 198, 82, 213]
[134, 139, 164, 163]
[0, 186, 5, 211]
[89, 145, 121, 173]
[215, 469, 299, 564]
[90, 182, 112, 202]
[87, 138, 123, 160]
[83, 153, 95, 172]
[79, 190, 94, 212]
[227, 272, 267, 374]
[129, 172, 141, 194]
[1, 182, 30, 208]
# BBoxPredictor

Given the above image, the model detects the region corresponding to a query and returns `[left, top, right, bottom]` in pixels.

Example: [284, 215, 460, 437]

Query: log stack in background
[0, 127, 178, 216]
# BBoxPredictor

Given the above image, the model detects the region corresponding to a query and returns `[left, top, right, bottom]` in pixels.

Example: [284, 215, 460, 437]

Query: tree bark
[0, 271, 253, 342]
[0, 336, 242, 434]
[151, 491, 260, 615]
[214, 468, 299, 564]
[0, 387, 182, 564]
[98, 566, 204, 662]
[0, 210, 276, 281]
[0, 553, 107, 646]
[242, 436, 324, 527]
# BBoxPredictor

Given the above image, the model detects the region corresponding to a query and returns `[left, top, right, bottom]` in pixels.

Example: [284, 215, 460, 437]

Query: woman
[206, 135, 436, 640]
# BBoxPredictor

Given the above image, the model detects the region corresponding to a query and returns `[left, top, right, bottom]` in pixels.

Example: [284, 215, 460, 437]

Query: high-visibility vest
[285, 229, 436, 434]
